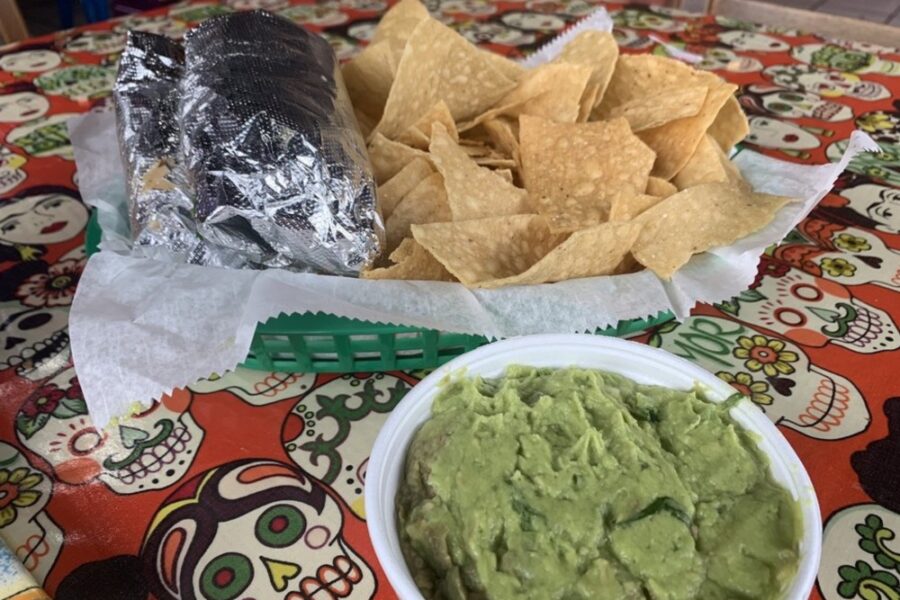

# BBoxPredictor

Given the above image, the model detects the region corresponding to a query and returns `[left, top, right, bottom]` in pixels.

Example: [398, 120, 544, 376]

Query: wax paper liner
[69, 8, 879, 428]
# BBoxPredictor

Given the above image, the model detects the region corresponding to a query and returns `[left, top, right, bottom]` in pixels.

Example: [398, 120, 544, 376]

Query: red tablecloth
[0, 2, 898, 599]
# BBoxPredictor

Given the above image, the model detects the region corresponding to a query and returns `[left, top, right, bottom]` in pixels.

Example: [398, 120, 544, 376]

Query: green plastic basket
[85, 212, 673, 373]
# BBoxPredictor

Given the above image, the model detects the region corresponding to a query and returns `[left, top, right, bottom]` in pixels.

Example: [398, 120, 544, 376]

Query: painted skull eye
[255, 504, 306, 548]
[769, 102, 792, 113]
[790, 283, 823, 301]
[200, 553, 253, 600]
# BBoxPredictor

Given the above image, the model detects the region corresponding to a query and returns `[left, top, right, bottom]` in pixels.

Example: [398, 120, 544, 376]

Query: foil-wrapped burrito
[114, 10, 383, 275]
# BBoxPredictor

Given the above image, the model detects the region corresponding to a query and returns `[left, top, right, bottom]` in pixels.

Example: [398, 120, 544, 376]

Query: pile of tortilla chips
[343, 0, 795, 288]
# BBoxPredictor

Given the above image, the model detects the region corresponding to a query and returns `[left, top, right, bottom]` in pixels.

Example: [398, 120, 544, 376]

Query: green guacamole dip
[397, 366, 801, 600]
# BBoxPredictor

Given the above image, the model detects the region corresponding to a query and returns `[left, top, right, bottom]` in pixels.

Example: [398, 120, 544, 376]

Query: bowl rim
[365, 333, 822, 600]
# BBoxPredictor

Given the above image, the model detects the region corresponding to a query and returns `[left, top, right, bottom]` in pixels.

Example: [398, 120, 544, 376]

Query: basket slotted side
[85, 211, 673, 373]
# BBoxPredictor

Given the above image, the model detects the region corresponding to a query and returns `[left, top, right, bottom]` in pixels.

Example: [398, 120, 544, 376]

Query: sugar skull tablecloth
[0, 1, 898, 598]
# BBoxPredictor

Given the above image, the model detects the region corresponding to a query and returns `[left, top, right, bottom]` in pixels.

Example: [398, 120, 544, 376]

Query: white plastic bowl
[366, 334, 821, 600]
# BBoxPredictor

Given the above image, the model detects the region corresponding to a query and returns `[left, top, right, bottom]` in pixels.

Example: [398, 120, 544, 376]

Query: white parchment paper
[68, 9, 879, 428]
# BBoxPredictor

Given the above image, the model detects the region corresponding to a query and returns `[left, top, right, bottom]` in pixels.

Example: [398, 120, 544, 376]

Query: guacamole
[397, 367, 801, 600]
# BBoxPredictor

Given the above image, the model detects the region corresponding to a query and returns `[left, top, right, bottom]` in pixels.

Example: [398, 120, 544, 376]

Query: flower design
[821, 257, 857, 277]
[19, 384, 64, 419]
[15, 258, 84, 308]
[0, 467, 44, 527]
[716, 371, 774, 406]
[733, 335, 799, 377]
[833, 233, 871, 253]
[65, 376, 82, 400]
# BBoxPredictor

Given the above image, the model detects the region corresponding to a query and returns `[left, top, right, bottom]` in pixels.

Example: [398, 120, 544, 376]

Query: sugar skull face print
[0, 91, 50, 124]
[717, 30, 789, 52]
[0, 191, 88, 246]
[764, 64, 890, 101]
[841, 182, 900, 233]
[141, 459, 377, 600]
[0, 49, 62, 73]
[746, 116, 822, 151]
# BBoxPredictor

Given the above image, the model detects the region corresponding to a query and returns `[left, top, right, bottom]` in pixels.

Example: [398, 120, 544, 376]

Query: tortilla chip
[368, 133, 428, 183]
[519, 115, 655, 224]
[411, 215, 565, 286]
[708, 134, 749, 189]
[577, 83, 601, 122]
[646, 176, 677, 197]
[479, 46, 526, 81]
[597, 54, 719, 113]
[378, 157, 434, 219]
[495, 168, 514, 184]
[672, 134, 730, 189]
[375, 18, 517, 139]
[554, 31, 618, 109]
[608, 193, 664, 222]
[461, 63, 592, 130]
[708, 95, 749, 152]
[474, 157, 517, 169]
[606, 86, 707, 132]
[385, 173, 451, 252]
[460, 143, 491, 157]
[396, 100, 458, 149]
[342, 41, 396, 125]
[486, 221, 642, 287]
[429, 123, 529, 220]
[362, 238, 455, 281]
[481, 118, 519, 159]
[371, 0, 430, 52]
[638, 82, 736, 179]
[355, 109, 378, 138]
[632, 182, 794, 279]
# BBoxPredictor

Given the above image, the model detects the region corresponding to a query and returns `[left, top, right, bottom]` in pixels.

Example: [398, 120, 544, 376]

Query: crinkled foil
[113, 11, 382, 275]
[181, 10, 382, 274]
[114, 31, 240, 268]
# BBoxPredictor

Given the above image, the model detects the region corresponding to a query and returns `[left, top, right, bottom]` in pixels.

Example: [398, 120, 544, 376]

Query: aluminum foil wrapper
[115, 31, 248, 268]
[181, 10, 382, 274]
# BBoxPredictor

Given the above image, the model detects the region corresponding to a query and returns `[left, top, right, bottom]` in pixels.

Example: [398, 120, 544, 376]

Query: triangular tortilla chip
[637, 82, 736, 179]
[672, 134, 730, 189]
[485, 221, 642, 287]
[385, 172, 451, 252]
[378, 157, 434, 219]
[411, 215, 565, 287]
[362, 238, 455, 281]
[460, 63, 592, 130]
[596, 54, 719, 113]
[375, 18, 516, 139]
[396, 100, 458, 149]
[429, 122, 529, 220]
[371, 0, 430, 53]
[708, 95, 749, 152]
[368, 133, 429, 183]
[594, 55, 735, 178]
[606, 86, 707, 132]
[342, 41, 397, 125]
[519, 115, 655, 225]
[554, 30, 618, 109]
[632, 182, 794, 279]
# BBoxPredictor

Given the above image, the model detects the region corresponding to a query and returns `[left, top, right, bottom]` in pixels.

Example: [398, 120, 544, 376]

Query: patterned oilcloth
[0, 1, 898, 598]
